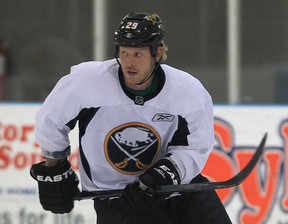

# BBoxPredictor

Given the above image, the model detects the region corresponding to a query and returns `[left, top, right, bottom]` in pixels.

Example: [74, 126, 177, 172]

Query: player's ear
[155, 47, 164, 62]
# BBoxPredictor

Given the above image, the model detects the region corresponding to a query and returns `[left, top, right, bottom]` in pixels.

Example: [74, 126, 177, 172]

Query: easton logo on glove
[139, 158, 180, 187]
[35, 166, 76, 182]
[30, 160, 79, 184]
[154, 165, 179, 185]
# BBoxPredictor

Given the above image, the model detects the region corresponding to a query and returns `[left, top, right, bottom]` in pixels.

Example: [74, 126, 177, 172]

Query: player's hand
[139, 158, 180, 188]
[120, 158, 180, 211]
[30, 159, 79, 214]
[120, 182, 154, 210]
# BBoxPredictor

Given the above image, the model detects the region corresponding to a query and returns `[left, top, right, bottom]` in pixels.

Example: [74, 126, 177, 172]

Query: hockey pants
[93, 174, 232, 224]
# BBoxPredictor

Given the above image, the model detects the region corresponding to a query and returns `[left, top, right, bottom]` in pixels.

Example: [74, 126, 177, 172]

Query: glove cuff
[30, 159, 77, 182]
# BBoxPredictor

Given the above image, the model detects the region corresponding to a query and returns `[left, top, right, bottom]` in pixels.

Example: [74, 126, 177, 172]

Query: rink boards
[0, 103, 287, 224]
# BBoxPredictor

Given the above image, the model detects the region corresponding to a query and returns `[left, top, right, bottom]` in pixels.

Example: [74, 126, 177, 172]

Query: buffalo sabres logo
[104, 122, 161, 175]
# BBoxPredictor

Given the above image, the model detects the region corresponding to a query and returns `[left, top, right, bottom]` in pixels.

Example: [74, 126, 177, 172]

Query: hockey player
[30, 12, 232, 224]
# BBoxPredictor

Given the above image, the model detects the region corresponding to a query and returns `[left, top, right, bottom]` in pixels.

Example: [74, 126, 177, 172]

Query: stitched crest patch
[104, 122, 161, 175]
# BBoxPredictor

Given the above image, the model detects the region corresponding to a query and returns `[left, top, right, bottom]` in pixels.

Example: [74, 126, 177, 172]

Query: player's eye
[120, 51, 128, 57]
[134, 52, 143, 58]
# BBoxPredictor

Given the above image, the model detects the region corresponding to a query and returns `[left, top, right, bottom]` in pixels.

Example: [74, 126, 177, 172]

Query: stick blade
[153, 133, 267, 193]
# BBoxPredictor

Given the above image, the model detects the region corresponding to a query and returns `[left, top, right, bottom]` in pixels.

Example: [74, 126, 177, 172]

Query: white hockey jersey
[35, 59, 214, 191]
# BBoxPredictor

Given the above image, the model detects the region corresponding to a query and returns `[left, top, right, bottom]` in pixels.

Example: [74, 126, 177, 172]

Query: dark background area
[0, 0, 287, 103]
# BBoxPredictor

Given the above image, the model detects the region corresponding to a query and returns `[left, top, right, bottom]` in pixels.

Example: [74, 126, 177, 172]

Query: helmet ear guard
[114, 12, 165, 58]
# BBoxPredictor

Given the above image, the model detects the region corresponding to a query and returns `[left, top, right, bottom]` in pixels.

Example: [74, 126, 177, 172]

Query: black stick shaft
[74, 133, 267, 201]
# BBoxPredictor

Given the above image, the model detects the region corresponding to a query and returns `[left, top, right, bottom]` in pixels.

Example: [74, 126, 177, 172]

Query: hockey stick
[74, 133, 267, 201]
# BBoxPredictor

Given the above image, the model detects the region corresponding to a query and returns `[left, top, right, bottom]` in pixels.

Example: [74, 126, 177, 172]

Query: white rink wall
[0, 103, 288, 224]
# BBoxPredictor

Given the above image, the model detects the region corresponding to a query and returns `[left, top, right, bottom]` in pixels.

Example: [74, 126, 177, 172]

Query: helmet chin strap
[135, 59, 159, 86]
[115, 52, 121, 66]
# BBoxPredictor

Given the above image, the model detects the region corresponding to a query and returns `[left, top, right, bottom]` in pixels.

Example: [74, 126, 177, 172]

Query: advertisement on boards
[0, 104, 287, 224]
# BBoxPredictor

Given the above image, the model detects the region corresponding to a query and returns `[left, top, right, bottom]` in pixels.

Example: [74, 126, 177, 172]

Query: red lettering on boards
[0, 144, 10, 169]
[236, 149, 282, 224]
[0, 144, 43, 169]
[205, 118, 286, 224]
[280, 121, 288, 211]
[202, 150, 235, 204]
[214, 119, 234, 152]
[0, 121, 34, 143]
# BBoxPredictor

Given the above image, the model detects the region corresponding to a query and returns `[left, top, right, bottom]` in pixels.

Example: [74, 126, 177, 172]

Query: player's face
[119, 46, 156, 90]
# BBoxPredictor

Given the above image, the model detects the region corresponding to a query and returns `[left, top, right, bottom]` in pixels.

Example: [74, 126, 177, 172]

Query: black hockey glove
[120, 159, 180, 211]
[120, 182, 158, 211]
[30, 159, 79, 214]
[139, 158, 181, 188]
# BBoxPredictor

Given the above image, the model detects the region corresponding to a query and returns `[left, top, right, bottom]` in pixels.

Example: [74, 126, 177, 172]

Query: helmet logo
[125, 33, 133, 39]
[146, 14, 158, 25]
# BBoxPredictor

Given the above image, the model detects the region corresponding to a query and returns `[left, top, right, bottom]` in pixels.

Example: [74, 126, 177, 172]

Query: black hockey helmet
[114, 12, 165, 57]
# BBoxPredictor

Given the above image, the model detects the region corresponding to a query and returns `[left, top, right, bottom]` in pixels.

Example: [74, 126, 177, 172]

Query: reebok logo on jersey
[152, 113, 175, 122]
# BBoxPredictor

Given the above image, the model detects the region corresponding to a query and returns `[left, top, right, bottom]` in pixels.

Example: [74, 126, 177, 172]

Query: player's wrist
[44, 158, 66, 167]
[41, 146, 71, 160]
